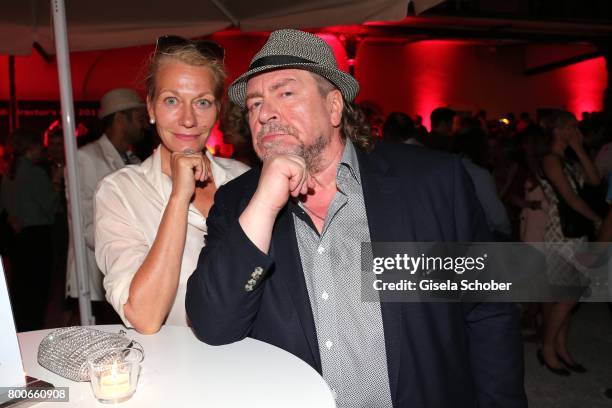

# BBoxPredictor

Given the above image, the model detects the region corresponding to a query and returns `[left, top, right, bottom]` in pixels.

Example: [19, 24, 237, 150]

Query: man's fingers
[288, 169, 306, 194]
[306, 175, 317, 191]
[299, 180, 309, 196]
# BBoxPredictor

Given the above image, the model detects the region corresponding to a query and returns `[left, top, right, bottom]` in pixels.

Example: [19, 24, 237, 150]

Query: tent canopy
[0, 0, 430, 55]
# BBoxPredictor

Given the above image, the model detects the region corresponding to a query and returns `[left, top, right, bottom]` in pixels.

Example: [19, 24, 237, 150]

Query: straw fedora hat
[228, 29, 359, 107]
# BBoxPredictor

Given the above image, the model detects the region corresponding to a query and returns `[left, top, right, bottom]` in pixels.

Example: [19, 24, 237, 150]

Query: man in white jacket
[66, 88, 147, 322]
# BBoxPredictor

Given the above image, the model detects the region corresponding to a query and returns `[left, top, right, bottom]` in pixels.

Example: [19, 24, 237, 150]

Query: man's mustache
[257, 123, 297, 139]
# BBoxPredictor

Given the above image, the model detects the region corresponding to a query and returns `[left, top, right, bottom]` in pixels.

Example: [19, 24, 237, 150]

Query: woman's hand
[169, 150, 211, 202]
[567, 126, 584, 151]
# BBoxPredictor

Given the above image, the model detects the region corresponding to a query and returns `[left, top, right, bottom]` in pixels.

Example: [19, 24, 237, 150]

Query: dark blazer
[186, 143, 527, 408]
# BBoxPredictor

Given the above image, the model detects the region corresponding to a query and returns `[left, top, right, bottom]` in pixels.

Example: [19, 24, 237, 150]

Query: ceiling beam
[524, 50, 603, 75]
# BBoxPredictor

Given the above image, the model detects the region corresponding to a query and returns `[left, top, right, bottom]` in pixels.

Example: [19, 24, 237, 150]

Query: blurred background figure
[65, 88, 147, 325]
[219, 100, 259, 167]
[517, 112, 534, 133]
[533, 110, 601, 376]
[452, 126, 511, 239]
[517, 124, 549, 340]
[425, 107, 456, 151]
[475, 109, 489, 133]
[592, 119, 612, 181]
[42, 128, 70, 327]
[382, 112, 421, 146]
[520, 125, 549, 243]
[1, 129, 58, 332]
[414, 114, 429, 140]
[0, 144, 13, 259]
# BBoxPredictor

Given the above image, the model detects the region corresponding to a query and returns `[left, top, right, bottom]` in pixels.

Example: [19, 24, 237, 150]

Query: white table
[18, 325, 336, 407]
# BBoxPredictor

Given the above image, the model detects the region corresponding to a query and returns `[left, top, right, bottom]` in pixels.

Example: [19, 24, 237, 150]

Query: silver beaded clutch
[37, 327, 143, 382]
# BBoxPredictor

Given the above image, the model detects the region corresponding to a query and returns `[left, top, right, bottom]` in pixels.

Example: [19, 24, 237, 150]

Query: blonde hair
[145, 44, 227, 104]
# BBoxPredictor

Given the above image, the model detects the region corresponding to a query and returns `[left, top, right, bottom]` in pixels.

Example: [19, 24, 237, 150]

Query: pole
[8, 56, 18, 134]
[51, 0, 94, 326]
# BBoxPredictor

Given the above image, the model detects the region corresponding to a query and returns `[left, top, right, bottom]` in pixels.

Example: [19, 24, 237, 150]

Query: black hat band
[249, 55, 316, 70]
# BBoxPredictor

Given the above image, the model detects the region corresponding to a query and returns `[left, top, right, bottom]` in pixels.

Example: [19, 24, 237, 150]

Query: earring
[149, 118, 155, 124]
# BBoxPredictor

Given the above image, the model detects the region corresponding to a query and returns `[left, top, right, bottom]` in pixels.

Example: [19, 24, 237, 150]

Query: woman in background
[534, 110, 600, 375]
[1, 129, 58, 331]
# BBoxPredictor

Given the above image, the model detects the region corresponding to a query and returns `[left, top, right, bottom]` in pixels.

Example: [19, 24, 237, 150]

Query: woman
[95, 37, 249, 333]
[1, 129, 59, 331]
[534, 110, 601, 375]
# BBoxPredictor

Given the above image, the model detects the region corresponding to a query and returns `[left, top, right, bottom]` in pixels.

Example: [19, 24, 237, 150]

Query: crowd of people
[0, 28, 611, 406]
[379, 105, 612, 379]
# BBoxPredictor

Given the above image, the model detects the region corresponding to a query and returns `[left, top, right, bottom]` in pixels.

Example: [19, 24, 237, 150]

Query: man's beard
[256, 123, 329, 173]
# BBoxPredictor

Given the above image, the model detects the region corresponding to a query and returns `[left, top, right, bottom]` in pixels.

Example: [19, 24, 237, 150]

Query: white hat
[98, 88, 145, 119]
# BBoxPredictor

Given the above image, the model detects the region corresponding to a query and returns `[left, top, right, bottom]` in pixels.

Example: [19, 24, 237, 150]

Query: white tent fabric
[1, 0, 419, 55]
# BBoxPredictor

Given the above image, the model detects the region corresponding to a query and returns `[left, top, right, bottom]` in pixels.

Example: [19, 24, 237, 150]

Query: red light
[403, 40, 462, 130]
[43, 119, 61, 147]
[561, 57, 606, 117]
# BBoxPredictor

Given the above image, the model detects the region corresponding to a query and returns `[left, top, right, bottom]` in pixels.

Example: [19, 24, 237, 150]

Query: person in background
[534, 110, 601, 376]
[219, 100, 259, 167]
[95, 36, 248, 333]
[414, 114, 429, 140]
[452, 127, 511, 239]
[598, 175, 612, 400]
[42, 128, 70, 326]
[518, 125, 549, 340]
[1, 129, 58, 331]
[593, 121, 612, 181]
[0, 145, 13, 259]
[65, 88, 147, 324]
[475, 109, 489, 133]
[516, 112, 533, 133]
[517, 126, 548, 242]
[382, 112, 421, 146]
[425, 107, 456, 151]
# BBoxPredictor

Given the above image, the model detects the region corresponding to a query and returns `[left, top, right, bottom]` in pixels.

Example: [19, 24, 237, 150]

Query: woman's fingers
[192, 157, 204, 181]
[169, 150, 212, 200]
[201, 156, 212, 182]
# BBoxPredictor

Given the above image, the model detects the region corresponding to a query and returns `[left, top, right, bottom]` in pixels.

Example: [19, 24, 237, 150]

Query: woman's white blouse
[94, 148, 249, 327]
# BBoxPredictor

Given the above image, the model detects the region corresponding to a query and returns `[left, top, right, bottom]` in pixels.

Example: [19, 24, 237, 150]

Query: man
[425, 106, 456, 151]
[66, 88, 146, 322]
[186, 30, 526, 407]
[382, 112, 421, 146]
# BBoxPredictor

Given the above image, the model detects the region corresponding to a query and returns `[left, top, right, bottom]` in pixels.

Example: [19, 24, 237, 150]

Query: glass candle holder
[87, 347, 143, 404]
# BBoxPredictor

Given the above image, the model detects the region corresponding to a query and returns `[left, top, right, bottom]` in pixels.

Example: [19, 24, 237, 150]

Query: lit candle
[98, 362, 130, 399]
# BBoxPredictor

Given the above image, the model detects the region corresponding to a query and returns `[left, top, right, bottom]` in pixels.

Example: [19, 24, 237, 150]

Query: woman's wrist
[168, 193, 192, 209]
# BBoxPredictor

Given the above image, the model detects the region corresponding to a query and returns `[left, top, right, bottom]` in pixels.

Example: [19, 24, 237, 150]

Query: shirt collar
[99, 134, 126, 165]
[338, 139, 362, 186]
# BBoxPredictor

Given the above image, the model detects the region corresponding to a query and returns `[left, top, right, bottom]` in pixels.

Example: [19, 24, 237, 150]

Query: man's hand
[251, 154, 312, 216]
[169, 151, 211, 202]
[239, 154, 314, 253]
